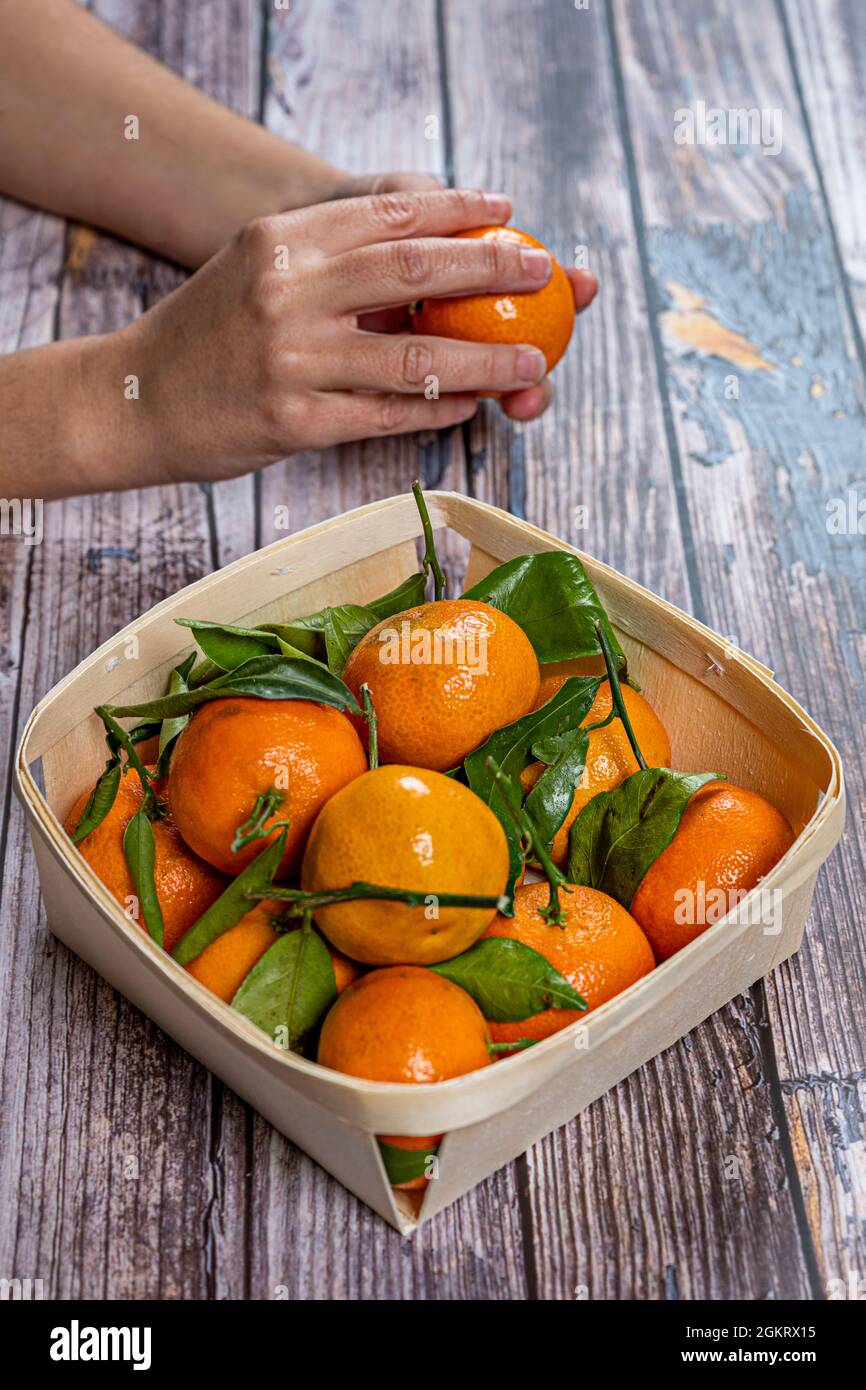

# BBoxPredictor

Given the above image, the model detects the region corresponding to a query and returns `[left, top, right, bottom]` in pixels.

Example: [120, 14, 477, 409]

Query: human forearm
[0, 330, 171, 501]
[0, 0, 346, 267]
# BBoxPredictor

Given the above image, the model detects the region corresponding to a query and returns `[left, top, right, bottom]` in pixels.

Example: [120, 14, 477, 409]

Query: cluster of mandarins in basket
[66, 486, 793, 1191]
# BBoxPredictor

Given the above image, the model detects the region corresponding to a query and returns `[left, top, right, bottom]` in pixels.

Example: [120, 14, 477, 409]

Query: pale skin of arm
[0, 0, 597, 501]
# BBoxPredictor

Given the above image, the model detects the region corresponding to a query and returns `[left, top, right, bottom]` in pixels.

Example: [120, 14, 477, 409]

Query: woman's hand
[325, 174, 597, 424]
[95, 187, 592, 484]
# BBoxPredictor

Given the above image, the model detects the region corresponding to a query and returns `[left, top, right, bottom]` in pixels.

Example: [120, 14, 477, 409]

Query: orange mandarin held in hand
[412, 227, 576, 383]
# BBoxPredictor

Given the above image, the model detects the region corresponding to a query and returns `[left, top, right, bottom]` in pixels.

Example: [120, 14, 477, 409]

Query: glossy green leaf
[462, 552, 625, 669]
[275, 635, 326, 665]
[567, 768, 723, 907]
[97, 707, 155, 786]
[259, 572, 425, 670]
[172, 828, 288, 966]
[321, 604, 379, 675]
[366, 571, 427, 619]
[103, 655, 361, 721]
[123, 809, 164, 948]
[464, 676, 601, 904]
[71, 762, 122, 844]
[377, 1139, 438, 1186]
[231, 921, 337, 1052]
[175, 618, 278, 671]
[524, 726, 589, 850]
[430, 937, 586, 1022]
[157, 652, 196, 775]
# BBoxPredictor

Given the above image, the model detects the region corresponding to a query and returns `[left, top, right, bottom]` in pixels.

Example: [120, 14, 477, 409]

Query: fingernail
[521, 248, 552, 280]
[517, 346, 546, 382]
[484, 192, 511, 217]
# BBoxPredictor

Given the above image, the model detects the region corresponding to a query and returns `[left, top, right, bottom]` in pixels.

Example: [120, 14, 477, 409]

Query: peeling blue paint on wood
[647, 186, 866, 590]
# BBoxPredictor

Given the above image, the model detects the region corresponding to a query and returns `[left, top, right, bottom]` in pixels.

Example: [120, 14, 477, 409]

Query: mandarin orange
[168, 697, 367, 876]
[185, 899, 360, 1002]
[65, 767, 226, 953]
[413, 226, 575, 377]
[482, 880, 655, 1045]
[630, 781, 794, 962]
[342, 598, 540, 773]
[317, 966, 492, 1190]
[521, 677, 671, 867]
[301, 764, 509, 965]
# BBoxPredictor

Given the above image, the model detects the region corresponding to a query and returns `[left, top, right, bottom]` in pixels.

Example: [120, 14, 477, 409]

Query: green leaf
[567, 768, 723, 907]
[71, 718, 163, 844]
[366, 571, 427, 620]
[258, 619, 326, 659]
[172, 828, 288, 966]
[321, 604, 379, 675]
[259, 571, 425, 668]
[231, 921, 337, 1052]
[524, 726, 589, 849]
[72, 762, 122, 844]
[430, 937, 586, 1022]
[275, 635, 327, 665]
[377, 1139, 438, 1186]
[187, 656, 225, 688]
[462, 552, 625, 669]
[103, 655, 361, 721]
[175, 619, 278, 671]
[95, 707, 158, 809]
[123, 810, 164, 948]
[157, 652, 196, 775]
[464, 676, 601, 903]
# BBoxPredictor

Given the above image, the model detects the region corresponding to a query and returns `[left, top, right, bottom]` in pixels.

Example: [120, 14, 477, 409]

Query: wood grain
[0, 0, 263, 1300]
[244, 0, 527, 1300]
[442, 0, 824, 1299]
[611, 0, 866, 1292]
[0, 0, 862, 1300]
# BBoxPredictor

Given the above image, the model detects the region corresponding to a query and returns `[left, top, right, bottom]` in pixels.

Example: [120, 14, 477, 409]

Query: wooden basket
[14, 492, 844, 1235]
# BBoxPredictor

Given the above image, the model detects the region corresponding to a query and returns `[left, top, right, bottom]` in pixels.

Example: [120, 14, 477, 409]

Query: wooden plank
[777, 0, 866, 1284]
[782, 0, 866, 330]
[611, 0, 866, 1291]
[445, 0, 693, 604]
[258, 0, 470, 589]
[0, 0, 264, 1299]
[443, 0, 817, 1298]
[244, 0, 529, 1296]
[96, 0, 261, 566]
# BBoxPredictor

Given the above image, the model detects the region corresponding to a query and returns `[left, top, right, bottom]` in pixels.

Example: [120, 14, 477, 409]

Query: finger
[328, 231, 552, 313]
[333, 172, 445, 197]
[316, 333, 547, 394]
[309, 390, 478, 446]
[566, 267, 598, 313]
[499, 377, 555, 421]
[303, 187, 512, 255]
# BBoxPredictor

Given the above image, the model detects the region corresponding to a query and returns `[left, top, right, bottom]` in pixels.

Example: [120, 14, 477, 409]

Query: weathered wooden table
[1, 0, 863, 1300]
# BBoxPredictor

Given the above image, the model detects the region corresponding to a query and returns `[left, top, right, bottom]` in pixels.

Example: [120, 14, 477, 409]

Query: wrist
[69, 326, 172, 494]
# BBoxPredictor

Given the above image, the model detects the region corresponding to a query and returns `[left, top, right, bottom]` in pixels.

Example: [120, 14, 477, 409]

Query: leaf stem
[250, 881, 508, 914]
[484, 755, 570, 926]
[412, 479, 447, 601]
[95, 706, 161, 815]
[360, 683, 378, 769]
[231, 787, 288, 853]
[488, 1038, 539, 1055]
[593, 620, 647, 771]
